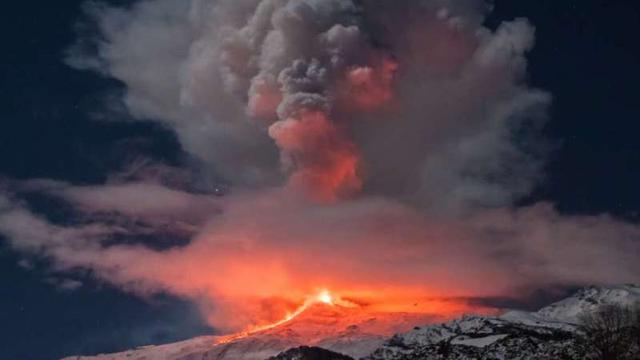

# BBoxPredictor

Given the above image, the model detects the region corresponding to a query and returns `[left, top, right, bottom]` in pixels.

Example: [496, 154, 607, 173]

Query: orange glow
[116, 192, 508, 335]
[317, 290, 333, 305]
[216, 289, 346, 344]
[268, 111, 362, 201]
[343, 56, 398, 110]
[113, 193, 507, 336]
[212, 286, 494, 346]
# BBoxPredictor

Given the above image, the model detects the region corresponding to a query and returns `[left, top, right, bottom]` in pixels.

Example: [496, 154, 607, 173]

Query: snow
[450, 334, 508, 347]
[533, 284, 640, 323]
[499, 310, 575, 331]
[61, 336, 218, 360]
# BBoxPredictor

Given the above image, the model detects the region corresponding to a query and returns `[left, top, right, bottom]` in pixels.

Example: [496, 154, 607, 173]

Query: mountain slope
[367, 284, 640, 360]
[62, 285, 640, 360]
[61, 336, 218, 360]
[62, 303, 440, 360]
[366, 314, 580, 359]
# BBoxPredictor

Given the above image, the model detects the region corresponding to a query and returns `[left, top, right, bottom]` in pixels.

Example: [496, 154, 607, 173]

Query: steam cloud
[1, 0, 639, 332]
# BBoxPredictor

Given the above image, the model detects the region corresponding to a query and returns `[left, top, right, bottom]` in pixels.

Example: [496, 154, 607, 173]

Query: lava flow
[215, 290, 344, 345]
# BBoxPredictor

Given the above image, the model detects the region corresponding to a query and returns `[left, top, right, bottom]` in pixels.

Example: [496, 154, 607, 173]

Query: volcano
[63, 285, 640, 360]
[61, 285, 640, 360]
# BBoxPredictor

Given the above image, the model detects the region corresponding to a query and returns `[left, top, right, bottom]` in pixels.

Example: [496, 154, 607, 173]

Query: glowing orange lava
[317, 290, 333, 305]
[215, 290, 340, 345]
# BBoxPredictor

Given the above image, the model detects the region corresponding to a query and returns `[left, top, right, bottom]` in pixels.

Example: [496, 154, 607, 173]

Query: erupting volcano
[215, 288, 486, 347]
[3, 0, 640, 359]
[207, 288, 484, 359]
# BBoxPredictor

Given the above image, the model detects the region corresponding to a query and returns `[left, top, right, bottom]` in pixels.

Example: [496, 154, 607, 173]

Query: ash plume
[1, 0, 639, 333]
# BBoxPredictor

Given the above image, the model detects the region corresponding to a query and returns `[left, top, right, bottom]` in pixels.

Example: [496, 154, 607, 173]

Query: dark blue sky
[1, 1, 640, 359]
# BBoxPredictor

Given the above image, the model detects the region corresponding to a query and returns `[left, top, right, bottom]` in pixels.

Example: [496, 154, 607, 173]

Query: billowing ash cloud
[65, 0, 547, 209]
[1, 0, 639, 332]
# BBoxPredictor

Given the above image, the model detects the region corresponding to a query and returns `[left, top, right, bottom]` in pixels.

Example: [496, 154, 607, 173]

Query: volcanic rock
[266, 346, 354, 360]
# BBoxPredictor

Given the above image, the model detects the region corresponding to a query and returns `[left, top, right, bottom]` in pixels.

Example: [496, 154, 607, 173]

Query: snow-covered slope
[61, 336, 219, 360]
[366, 314, 579, 359]
[62, 285, 640, 360]
[61, 303, 440, 360]
[367, 284, 640, 360]
[532, 284, 640, 323]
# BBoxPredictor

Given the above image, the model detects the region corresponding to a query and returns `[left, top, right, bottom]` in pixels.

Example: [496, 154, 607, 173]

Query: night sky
[1, 1, 640, 359]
